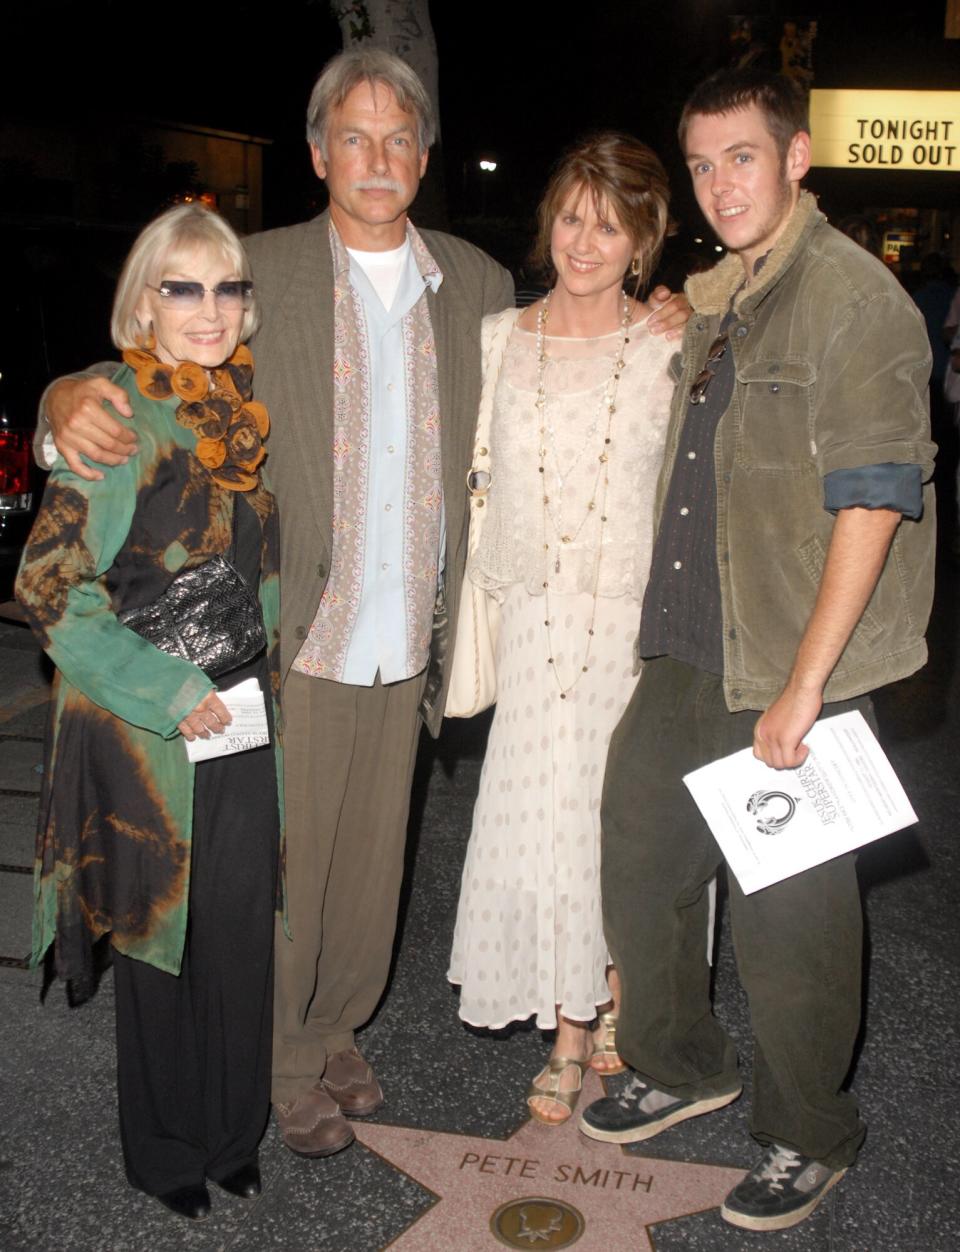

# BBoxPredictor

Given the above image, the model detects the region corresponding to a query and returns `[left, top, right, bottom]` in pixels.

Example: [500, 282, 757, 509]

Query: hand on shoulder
[645, 285, 693, 340]
[48, 375, 137, 482]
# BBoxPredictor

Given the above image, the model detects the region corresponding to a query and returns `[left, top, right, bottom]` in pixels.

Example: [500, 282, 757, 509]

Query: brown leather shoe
[275, 1083, 355, 1157]
[321, 1047, 385, 1117]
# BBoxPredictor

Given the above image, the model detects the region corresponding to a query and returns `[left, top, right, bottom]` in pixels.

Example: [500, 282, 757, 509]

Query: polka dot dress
[448, 584, 641, 1029]
[448, 315, 673, 1031]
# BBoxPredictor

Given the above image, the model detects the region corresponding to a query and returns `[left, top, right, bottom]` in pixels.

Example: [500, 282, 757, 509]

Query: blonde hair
[532, 132, 670, 292]
[110, 203, 258, 350]
[306, 48, 436, 156]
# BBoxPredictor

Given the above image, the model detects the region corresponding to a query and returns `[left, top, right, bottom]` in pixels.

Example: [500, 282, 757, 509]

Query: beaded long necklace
[535, 289, 632, 698]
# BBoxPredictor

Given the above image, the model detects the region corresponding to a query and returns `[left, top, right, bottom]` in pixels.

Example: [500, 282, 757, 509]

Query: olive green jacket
[657, 192, 936, 712]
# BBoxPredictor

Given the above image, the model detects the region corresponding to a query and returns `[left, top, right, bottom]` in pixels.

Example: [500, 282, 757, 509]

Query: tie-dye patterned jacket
[16, 363, 283, 981]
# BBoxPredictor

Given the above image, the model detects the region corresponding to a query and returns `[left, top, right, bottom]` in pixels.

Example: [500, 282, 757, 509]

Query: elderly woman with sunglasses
[16, 204, 282, 1222]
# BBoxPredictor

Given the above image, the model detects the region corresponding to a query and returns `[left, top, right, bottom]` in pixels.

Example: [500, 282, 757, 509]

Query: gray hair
[111, 203, 258, 350]
[305, 48, 436, 157]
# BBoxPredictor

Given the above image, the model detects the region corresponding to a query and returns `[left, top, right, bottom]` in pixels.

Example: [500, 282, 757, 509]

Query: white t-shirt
[345, 241, 411, 312]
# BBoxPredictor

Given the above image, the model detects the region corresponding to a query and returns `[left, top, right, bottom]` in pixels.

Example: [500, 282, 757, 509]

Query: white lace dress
[448, 315, 674, 1029]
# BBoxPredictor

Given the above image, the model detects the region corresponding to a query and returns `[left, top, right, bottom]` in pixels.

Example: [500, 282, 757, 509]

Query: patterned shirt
[292, 223, 444, 685]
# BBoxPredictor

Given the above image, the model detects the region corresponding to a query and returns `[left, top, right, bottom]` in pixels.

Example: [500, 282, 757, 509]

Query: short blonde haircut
[532, 132, 670, 292]
[110, 203, 258, 350]
[306, 48, 436, 156]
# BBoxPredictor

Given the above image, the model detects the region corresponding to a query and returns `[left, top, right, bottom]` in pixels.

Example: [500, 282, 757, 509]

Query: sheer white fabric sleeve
[470, 323, 675, 601]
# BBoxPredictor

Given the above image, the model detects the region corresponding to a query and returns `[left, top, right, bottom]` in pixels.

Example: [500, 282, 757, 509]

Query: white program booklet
[683, 711, 917, 894]
[184, 677, 270, 763]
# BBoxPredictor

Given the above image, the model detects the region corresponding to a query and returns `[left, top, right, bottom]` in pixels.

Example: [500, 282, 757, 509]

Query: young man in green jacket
[582, 68, 935, 1233]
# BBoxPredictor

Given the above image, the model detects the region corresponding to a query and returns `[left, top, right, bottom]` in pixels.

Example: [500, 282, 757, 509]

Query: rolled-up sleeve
[814, 290, 936, 488]
[823, 462, 923, 518]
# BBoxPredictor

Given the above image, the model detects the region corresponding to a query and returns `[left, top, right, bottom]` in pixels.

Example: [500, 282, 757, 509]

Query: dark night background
[0, 0, 958, 381]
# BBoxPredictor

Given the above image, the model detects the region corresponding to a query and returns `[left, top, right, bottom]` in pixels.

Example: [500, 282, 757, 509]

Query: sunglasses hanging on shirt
[689, 332, 730, 406]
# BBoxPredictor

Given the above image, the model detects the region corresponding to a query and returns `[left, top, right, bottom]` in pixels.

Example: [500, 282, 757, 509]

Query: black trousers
[113, 723, 279, 1195]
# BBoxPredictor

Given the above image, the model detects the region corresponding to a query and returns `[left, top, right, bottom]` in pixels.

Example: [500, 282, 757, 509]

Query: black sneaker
[579, 1073, 742, 1144]
[721, 1143, 846, 1231]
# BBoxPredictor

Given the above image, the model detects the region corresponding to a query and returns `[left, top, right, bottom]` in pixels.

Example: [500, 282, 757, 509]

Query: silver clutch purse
[118, 555, 266, 679]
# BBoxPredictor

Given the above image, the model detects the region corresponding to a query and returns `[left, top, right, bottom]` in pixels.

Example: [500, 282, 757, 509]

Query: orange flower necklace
[122, 342, 270, 492]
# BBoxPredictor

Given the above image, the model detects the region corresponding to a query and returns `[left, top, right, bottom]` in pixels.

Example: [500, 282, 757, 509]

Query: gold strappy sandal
[589, 1011, 627, 1075]
[526, 1057, 589, 1125]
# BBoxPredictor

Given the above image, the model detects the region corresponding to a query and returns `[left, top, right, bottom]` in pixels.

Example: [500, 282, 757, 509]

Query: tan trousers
[272, 669, 425, 1104]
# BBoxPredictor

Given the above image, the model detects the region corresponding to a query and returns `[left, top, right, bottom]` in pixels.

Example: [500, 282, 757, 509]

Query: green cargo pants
[601, 656, 872, 1169]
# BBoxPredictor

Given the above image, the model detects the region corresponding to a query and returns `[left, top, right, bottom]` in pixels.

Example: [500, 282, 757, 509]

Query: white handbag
[444, 308, 520, 718]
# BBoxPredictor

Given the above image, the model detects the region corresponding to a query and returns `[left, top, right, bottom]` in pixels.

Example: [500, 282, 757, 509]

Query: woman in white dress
[448, 134, 676, 1123]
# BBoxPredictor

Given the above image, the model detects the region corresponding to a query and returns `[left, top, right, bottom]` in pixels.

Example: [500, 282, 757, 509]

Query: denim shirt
[648, 192, 937, 712]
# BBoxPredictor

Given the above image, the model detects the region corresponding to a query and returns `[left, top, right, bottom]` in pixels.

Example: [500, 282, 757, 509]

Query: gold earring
[630, 256, 641, 277]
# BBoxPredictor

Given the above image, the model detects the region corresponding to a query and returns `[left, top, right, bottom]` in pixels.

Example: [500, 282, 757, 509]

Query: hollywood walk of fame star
[354, 1069, 746, 1250]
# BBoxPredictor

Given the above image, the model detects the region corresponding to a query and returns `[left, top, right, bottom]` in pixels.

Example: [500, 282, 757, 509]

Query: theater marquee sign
[810, 90, 960, 172]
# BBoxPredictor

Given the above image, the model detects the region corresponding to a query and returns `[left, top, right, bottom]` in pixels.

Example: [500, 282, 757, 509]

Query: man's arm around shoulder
[38, 366, 135, 482]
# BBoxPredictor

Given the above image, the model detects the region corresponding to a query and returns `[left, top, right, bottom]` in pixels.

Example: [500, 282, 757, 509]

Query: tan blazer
[245, 212, 513, 736]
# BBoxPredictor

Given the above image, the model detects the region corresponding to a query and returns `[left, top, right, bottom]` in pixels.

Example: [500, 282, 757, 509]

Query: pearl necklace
[535, 289, 632, 698]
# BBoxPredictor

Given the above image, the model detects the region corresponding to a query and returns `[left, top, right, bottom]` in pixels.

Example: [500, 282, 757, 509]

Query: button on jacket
[244, 211, 514, 735]
[650, 192, 936, 712]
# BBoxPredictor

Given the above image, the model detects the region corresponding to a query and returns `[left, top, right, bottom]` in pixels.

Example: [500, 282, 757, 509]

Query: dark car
[0, 222, 131, 597]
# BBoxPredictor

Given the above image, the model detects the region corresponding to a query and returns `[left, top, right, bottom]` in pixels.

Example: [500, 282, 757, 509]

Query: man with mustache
[39, 49, 691, 1161]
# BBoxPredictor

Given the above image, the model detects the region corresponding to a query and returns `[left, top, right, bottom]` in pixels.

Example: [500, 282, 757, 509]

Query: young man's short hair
[678, 68, 809, 161]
